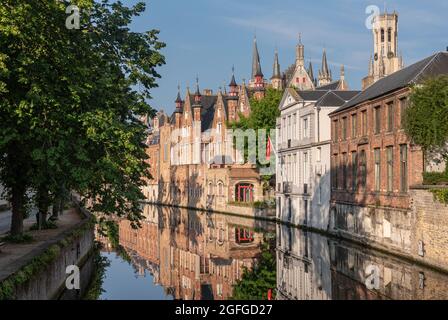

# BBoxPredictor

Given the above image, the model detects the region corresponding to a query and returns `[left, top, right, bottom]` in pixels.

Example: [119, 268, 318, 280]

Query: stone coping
[0, 198, 91, 283]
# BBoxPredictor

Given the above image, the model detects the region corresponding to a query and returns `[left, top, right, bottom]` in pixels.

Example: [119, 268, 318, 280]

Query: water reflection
[95, 205, 448, 300]
[97, 205, 275, 300]
[276, 224, 448, 300]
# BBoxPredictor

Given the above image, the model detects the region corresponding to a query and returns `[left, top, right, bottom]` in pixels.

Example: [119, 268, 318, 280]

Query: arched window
[235, 183, 254, 203]
[217, 182, 224, 196]
[208, 182, 214, 195]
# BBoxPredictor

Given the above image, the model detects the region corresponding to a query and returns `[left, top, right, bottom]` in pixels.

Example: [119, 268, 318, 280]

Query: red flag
[266, 136, 271, 161]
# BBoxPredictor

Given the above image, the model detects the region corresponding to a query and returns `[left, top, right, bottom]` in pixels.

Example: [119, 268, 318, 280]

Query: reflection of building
[329, 52, 448, 268]
[276, 227, 448, 300]
[116, 205, 271, 300]
[276, 225, 332, 300]
[276, 80, 359, 229]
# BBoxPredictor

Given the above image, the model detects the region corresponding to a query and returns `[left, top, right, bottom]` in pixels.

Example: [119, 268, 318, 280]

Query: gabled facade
[276, 85, 359, 230]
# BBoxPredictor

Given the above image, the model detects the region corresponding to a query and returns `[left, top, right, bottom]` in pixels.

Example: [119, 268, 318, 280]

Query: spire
[194, 76, 202, 105]
[251, 36, 263, 79]
[228, 66, 239, 98]
[321, 49, 330, 78]
[271, 49, 281, 79]
[296, 33, 305, 67]
[368, 55, 374, 76]
[229, 65, 237, 87]
[308, 61, 315, 83]
[175, 85, 183, 113]
[339, 65, 348, 90]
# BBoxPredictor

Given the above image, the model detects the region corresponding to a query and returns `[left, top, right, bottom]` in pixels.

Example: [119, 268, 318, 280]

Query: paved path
[0, 208, 83, 282]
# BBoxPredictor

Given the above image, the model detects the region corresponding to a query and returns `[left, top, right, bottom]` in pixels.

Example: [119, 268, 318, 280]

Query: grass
[29, 220, 58, 231]
[1, 233, 34, 244]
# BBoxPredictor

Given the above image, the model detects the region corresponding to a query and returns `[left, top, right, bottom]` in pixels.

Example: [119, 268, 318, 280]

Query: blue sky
[122, 0, 447, 114]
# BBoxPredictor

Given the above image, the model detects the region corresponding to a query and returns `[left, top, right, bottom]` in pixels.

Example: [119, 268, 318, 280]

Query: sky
[121, 0, 448, 114]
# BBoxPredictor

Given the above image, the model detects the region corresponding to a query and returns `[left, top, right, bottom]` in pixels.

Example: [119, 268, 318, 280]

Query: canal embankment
[0, 202, 95, 300]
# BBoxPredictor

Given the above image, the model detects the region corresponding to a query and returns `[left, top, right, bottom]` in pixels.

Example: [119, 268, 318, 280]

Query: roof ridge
[410, 52, 442, 84]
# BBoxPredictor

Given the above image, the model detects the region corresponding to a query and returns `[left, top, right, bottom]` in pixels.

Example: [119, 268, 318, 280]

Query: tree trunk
[10, 184, 25, 236]
[36, 188, 50, 229]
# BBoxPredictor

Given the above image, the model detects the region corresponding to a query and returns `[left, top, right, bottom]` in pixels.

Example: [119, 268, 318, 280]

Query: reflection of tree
[231, 240, 276, 300]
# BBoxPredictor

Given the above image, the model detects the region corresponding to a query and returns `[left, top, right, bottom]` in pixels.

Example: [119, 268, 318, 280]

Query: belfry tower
[362, 11, 403, 89]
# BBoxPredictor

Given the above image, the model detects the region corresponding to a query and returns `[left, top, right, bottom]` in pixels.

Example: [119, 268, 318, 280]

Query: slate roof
[315, 90, 360, 107]
[331, 52, 448, 115]
[316, 80, 343, 91]
[187, 94, 219, 132]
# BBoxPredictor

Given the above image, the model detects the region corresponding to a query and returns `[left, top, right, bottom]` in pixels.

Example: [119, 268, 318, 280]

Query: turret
[271, 49, 283, 90]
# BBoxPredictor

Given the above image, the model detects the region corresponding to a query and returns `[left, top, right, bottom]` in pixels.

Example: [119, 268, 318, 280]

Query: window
[235, 183, 254, 203]
[400, 97, 408, 128]
[303, 152, 308, 185]
[282, 118, 286, 142]
[388, 28, 392, 42]
[374, 106, 381, 134]
[386, 147, 394, 192]
[342, 153, 348, 190]
[292, 113, 296, 138]
[332, 155, 338, 189]
[293, 154, 297, 184]
[342, 117, 348, 140]
[288, 116, 291, 140]
[381, 28, 385, 42]
[333, 120, 339, 141]
[387, 102, 394, 132]
[317, 147, 321, 162]
[352, 151, 358, 191]
[362, 110, 367, 136]
[400, 145, 408, 192]
[374, 148, 381, 192]
[360, 150, 367, 190]
[303, 118, 309, 138]
[351, 114, 357, 138]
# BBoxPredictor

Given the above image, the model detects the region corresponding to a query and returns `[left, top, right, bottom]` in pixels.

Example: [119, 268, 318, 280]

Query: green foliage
[83, 244, 111, 300]
[423, 172, 448, 185]
[1, 233, 34, 244]
[229, 88, 282, 131]
[228, 88, 282, 173]
[404, 76, 448, 153]
[0, 220, 91, 300]
[0, 0, 165, 235]
[231, 242, 276, 300]
[430, 189, 448, 205]
[29, 220, 58, 231]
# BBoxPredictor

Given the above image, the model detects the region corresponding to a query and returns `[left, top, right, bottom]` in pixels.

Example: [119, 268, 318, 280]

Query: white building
[276, 224, 332, 300]
[276, 83, 359, 231]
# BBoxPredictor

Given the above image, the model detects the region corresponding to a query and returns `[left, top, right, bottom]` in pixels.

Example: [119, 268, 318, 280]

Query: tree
[231, 241, 276, 300]
[0, 0, 165, 236]
[404, 75, 448, 161]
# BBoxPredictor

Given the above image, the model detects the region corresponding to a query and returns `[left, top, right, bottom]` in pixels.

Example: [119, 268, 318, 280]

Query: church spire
[296, 33, 305, 67]
[251, 36, 263, 79]
[308, 61, 315, 84]
[271, 49, 281, 79]
[318, 48, 332, 86]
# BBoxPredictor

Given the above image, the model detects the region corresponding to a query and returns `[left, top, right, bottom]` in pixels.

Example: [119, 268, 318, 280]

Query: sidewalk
[0, 208, 83, 282]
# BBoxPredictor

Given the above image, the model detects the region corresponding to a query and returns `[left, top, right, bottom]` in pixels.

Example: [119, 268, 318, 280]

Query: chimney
[203, 89, 213, 96]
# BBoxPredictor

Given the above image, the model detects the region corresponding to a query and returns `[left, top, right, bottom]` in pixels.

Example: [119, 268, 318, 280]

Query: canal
[93, 204, 448, 300]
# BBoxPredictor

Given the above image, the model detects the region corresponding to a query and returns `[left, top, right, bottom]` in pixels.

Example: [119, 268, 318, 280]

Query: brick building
[329, 51, 448, 262]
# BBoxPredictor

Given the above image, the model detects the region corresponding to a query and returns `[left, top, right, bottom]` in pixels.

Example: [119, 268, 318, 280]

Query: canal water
[95, 204, 448, 300]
